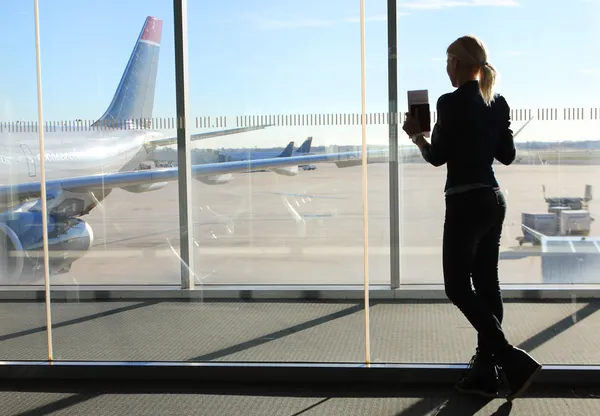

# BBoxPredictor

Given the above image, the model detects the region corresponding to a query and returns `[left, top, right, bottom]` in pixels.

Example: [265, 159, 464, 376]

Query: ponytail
[479, 62, 497, 106]
[447, 35, 498, 106]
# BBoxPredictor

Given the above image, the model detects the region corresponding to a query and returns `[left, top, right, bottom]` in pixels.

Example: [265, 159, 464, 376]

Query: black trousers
[443, 186, 510, 357]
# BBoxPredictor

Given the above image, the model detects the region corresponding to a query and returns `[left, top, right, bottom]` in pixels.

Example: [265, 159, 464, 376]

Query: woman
[402, 35, 542, 401]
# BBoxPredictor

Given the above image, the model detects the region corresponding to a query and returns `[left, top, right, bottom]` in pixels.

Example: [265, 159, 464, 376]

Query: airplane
[218, 137, 313, 162]
[150, 140, 300, 173]
[149, 139, 308, 169]
[217, 138, 313, 173]
[0, 16, 385, 283]
[218, 140, 294, 163]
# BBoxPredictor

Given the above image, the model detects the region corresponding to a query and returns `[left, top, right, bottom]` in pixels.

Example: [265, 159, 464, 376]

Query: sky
[1, 0, 600, 147]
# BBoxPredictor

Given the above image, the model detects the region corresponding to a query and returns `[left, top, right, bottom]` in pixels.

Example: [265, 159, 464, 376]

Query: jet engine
[195, 174, 233, 185]
[121, 182, 169, 193]
[271, 166, 299, 177]
[0, 212, 94, 282]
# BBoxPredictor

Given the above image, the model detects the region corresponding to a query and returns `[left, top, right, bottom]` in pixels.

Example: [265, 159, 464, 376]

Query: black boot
[455, 349, 500, 397]
[497, 346, 542, 401]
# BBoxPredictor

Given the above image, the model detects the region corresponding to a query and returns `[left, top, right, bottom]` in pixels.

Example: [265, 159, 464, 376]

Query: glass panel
[37, 5, 181, 360]
[0, 3, 49, 360]
[365, 4, 391, 288]
[393, 0, 600, 287]
[374, 0, 600, 366]
[39, 8, 180, 287]
[186, 0, 388, 362]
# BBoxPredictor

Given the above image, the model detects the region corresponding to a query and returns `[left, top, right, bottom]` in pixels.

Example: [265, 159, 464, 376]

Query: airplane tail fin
[278, 141, 295, 157]
[92, 16, 163, 129]
[296, 137, 313, 154]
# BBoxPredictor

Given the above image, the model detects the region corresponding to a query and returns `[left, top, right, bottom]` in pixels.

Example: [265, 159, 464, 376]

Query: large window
[42, 7, 180, 287]
[395, 0, 600, 287]
[372, 0, 600, 366]
[23, 3, 179, 360]
[186, 0, 389, 288]
[1, 0, 599, 370]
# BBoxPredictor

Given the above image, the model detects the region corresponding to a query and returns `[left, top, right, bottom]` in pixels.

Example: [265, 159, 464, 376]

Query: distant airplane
[217, 138, 314, 173]
[0, 16, 384, 282]
[149, 139, 308, 169]
[219, 137, 313, 162]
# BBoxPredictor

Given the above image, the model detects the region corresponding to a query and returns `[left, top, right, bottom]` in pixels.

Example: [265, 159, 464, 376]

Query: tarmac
[10, 161, 600, 287]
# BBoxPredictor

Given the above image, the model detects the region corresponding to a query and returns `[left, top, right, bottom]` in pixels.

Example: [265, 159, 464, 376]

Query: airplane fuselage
[0, 129, 162, 186]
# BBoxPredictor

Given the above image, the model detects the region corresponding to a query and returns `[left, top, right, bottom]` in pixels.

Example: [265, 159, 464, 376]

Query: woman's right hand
[402, 112, 422, 137]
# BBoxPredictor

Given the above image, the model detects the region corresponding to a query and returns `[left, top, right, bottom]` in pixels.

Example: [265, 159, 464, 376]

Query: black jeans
[443, 186, 510, 357]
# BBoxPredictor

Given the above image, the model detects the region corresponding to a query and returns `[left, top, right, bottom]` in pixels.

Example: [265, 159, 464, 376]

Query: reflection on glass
[3, 0, 599, 369]
[185, 0, 389, 363]
[31, 7, 183, 360]
[26, 10, 182, 287]
[188, 0, 390, 289]
[0, 3, 48, 360]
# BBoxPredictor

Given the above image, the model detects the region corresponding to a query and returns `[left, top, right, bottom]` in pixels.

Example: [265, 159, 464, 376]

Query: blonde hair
[447, 35, 497, 106]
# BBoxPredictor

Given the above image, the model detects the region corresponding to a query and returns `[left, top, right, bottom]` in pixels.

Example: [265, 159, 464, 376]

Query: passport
[407, 89, 431, 138]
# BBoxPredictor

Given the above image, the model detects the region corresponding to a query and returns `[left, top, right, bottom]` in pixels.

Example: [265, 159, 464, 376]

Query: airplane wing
[334, 117, 534, 169]
[0, 149, 387, 202]
[148, 125, 273, 147]
[513, 116, 534, 137]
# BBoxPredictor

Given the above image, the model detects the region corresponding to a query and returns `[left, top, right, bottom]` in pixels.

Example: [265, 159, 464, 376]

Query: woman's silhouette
[402, 35, 542, 401]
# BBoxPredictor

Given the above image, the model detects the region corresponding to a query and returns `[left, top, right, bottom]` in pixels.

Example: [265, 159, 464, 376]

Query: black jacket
[419, 80, 516, 192]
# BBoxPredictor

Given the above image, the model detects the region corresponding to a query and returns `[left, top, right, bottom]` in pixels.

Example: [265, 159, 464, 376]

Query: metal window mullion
[359, 0, 371, 366]
[174, 0, 194, 289]
[388, 0, 400, 289]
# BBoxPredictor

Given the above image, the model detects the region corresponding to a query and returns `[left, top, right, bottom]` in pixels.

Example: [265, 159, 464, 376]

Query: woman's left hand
[402, 113, 422, 137]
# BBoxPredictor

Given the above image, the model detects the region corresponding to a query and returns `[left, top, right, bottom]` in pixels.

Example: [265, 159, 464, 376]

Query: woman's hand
[402, 112, 422, 137]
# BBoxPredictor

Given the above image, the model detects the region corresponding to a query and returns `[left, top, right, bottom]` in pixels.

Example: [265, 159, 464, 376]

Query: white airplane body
[1, 130, 159, 183]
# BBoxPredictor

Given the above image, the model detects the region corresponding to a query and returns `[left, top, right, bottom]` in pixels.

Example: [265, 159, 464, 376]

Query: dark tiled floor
[1, 382, 600, 416]
[1, 300, 599, 365]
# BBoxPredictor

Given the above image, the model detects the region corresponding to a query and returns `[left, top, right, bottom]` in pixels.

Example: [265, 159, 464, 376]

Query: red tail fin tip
[140, 16, 163, 45]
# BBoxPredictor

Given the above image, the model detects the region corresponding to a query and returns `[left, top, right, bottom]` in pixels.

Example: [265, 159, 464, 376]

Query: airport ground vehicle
[518, 184, 594, 246]
[516, 185, 600, 283]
